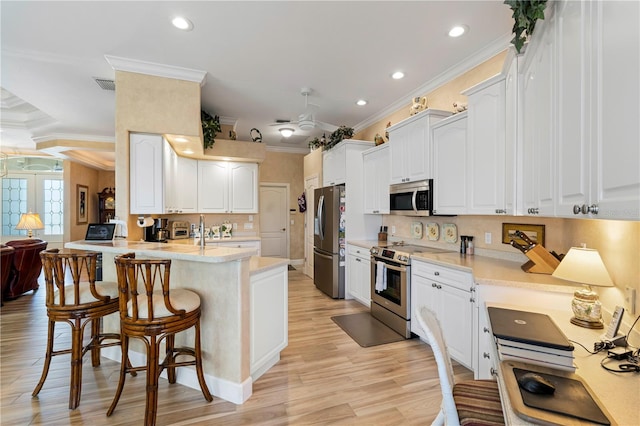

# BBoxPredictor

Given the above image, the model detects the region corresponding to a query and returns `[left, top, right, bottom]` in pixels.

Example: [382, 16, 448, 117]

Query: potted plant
[326, 126, 354, 150]
[504, 0, 548, 54]
[201, 110, 221, 149]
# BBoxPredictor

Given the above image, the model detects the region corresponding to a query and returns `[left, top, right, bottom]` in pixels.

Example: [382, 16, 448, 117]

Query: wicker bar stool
[33, 249, 123, 409]
[108, 253, 212, 426]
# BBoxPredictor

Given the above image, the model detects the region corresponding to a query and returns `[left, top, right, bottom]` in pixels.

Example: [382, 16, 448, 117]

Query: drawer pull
[483, 352, 491, 359]
[483, 327, 490, 333]
[490, 367, 498, 377]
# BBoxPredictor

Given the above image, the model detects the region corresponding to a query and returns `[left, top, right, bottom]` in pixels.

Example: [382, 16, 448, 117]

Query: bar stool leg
[194, 320, 212, 401]
[107, 335, 129, 417]
[90, 318, 102, 367]
[69, 318, 83, 409]
[145, 335, 160, 426]
[32, 320, 56, 397]
[166, 334, 176, 384]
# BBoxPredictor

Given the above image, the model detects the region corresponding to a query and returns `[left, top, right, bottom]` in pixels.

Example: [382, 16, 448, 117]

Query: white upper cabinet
[229, 162, 259, 213]
[463, 74, 509, 215]
[322, 143, 347, 186]
[521, 8, 557, 217]
[387, 110, 451, 184]
[130, 133, 199, 215]
[432, 113, 468, 215]
[130, 133, 164, 214]
[552, 0, 639, 220]
[589, 1, 639, 220]
[198, 161, 257, 214]
[362, 144, 390, 214]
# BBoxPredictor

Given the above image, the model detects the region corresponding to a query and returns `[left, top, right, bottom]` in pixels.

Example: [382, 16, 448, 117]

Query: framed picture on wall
[77, 184, 88, 224]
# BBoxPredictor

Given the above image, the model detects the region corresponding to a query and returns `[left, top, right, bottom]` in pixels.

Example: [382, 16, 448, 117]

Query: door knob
[281, 228, 286, 231]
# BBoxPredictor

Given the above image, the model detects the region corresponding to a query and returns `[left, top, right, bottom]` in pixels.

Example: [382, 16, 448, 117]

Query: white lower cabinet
[411, 259, 475, 370]
[346, 244, 371, 306]
[250, 264, 288, 380]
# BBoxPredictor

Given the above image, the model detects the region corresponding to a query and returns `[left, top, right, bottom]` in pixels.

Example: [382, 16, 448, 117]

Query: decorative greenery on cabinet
[201, 110, 221, 149]
[504, 0, 548, 53]
[325, 126, 355, 150]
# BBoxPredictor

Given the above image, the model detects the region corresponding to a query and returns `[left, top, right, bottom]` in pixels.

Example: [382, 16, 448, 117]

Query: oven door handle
[371, 258, 407, 273]
[411, 190, 418, 214]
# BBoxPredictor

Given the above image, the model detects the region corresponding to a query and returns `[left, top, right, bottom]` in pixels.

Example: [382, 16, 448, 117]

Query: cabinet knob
[490, 367, 498, 377]
[483, 352, 491, 359]
[483, 327, 490, 333]
[434, 271, 440, 276]
[527, 207, 539, 215]
[583, 204, 599, 215]
[573, 204, 582, 214]
[470, 297, 475, 303]
[356, 258, 361, 262]
[495, 209, 506, 214]
[432, 283, 437, 288]
[437, 284, 442, 290]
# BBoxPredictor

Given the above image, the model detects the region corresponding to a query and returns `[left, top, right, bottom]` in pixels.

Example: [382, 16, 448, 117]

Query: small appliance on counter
[144, 218, 169, 242]
[169, 221, 190, 240]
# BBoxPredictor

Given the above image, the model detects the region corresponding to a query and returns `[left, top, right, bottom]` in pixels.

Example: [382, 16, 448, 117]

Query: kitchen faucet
[199, 214, 205, 248]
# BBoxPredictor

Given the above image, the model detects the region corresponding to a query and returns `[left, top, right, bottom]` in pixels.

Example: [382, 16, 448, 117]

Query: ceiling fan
[269, 88, 338, 134]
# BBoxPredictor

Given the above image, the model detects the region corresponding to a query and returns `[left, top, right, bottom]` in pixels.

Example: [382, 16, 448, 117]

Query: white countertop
[66, 240, 257, 263]
[168, 236, 261, 244]
[249, 256, 289, 275]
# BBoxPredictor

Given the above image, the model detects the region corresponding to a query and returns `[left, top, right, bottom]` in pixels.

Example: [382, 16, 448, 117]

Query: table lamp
[552, 245, 614, 329]
[15, 212, 44, 238]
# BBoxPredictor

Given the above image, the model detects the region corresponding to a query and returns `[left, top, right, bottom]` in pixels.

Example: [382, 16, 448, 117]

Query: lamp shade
[16, 212, 44, 237]
[552, 247, 613, 287]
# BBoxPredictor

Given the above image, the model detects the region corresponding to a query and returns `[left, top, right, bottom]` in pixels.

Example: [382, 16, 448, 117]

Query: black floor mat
[288, 265, 295, 271]
[331, 312, 405, 347]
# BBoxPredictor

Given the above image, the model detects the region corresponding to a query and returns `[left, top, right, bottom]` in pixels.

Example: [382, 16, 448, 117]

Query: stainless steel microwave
[389, 180, 433, 216]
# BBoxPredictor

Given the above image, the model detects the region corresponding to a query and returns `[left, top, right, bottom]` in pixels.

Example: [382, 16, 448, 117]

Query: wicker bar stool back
[33, 249, 122, 409]
[108, 253, 212, 426]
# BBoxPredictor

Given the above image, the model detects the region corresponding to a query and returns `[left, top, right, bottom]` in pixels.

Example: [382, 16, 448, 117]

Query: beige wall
[260, 151, 306, 260]
[67, 162, 100, 241]
[114, 71, 202, 240]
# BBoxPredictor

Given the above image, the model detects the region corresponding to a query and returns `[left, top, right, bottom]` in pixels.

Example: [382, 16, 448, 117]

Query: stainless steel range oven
[370, 243, 449, 338]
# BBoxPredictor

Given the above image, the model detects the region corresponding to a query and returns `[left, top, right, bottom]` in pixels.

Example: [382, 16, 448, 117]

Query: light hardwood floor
[1, 269, 473, 425]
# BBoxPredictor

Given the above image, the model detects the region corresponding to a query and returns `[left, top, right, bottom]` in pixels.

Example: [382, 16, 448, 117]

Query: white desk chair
[415, 306, 505, 426]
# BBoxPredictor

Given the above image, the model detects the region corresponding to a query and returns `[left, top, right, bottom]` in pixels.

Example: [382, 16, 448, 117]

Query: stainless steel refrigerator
[313, 185, 345, 298]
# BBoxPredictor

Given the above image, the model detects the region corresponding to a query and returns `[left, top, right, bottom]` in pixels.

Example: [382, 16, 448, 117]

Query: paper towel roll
[137, 216, 154, 227]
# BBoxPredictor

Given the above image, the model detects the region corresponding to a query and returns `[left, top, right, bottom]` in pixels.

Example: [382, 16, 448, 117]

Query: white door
[1, 172, 64, 246]
[304, 174, 319, 278]
[259, 184, 288, 258]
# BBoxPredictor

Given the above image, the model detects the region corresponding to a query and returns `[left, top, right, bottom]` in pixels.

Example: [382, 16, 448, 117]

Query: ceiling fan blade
[315, 121, 339, 132]
[268, 120, 298, 127]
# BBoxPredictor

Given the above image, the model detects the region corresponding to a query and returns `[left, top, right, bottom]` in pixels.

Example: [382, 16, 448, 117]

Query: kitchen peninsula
[65, 239, 289, 405]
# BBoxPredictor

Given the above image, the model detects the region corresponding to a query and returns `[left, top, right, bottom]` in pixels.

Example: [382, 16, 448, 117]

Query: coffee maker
[144, 218, 169, 242]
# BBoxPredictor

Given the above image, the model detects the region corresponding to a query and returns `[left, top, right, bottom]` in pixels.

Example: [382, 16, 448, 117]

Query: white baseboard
[102, 347, 253, 405]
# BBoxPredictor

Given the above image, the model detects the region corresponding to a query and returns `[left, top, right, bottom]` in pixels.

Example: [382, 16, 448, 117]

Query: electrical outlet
[248, 215, 253, 222]
[485, 232, 492, 244]
[391, 226, 396, 234]
[232, 223, 238, 230]
[244, 223, 253, 230]
[624, 287, 636, 315]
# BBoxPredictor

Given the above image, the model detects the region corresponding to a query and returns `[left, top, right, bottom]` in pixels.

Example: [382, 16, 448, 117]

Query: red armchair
[1, 245, 16, 306]
[4, 239, 48, 300]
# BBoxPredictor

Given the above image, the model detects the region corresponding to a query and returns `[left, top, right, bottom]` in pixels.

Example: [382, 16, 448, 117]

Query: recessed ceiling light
[392, 71, 405, 80]
[279, 128, 295, 138]
[172, 16, 193, 31]
[356, 99, 368, 106]
[174, 137, 189, 143]
[448, 25, 467, 38]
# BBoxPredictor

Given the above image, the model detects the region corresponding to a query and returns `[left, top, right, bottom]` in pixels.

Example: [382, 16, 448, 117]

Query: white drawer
[412, 259, 473, 292]
[347, 244, 371, 259]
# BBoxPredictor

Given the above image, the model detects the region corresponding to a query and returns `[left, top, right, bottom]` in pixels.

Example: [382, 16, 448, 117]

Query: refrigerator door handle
[314, 250, 333, 261]
[317, 195, 325, 240]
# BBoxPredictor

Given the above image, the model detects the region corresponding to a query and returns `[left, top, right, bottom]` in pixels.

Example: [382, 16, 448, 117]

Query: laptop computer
[488, 307, 574, 351]
[83, 223, 116, 242]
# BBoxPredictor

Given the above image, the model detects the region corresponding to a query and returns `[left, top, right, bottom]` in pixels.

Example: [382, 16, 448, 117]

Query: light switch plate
[624, 287, 636, 315]
[244, 223, 253, 230]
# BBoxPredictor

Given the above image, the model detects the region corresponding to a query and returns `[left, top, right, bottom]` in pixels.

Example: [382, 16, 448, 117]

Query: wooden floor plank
[1, 269, 473, 425]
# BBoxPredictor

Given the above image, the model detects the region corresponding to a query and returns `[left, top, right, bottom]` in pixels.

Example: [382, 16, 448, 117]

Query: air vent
[93, 77, 115, 91]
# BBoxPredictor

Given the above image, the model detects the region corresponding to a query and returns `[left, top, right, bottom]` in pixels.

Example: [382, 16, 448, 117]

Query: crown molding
[33, 133, 115, 144]
[105, 55, 207, 86]
[354, 34, 512, 132]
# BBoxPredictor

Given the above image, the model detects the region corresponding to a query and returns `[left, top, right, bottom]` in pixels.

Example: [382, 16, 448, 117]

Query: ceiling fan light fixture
[279, 128, 295, 138]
